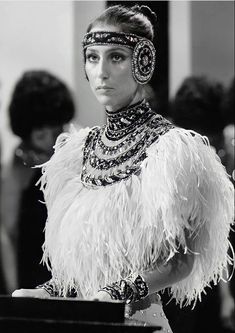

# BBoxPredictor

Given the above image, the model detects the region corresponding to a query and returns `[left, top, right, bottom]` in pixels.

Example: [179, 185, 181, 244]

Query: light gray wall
[191, 1, 234, 85]
[169, 1, 191, 97]
[73, 1, 105, 128]
[0, 1, 74, 164]
[1, 1, 233, 164]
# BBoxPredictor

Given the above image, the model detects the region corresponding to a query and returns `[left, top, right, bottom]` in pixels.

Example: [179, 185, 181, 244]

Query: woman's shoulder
[39, 124, 92, 175]
[145, 116, 223, 181]
[54, 124, 91, 151]
[148, 112, 209, 154]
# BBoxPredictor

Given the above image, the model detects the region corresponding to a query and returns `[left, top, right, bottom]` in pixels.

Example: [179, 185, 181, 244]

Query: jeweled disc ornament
[83, 31, 156, 84]
[132, 39, 156, 84]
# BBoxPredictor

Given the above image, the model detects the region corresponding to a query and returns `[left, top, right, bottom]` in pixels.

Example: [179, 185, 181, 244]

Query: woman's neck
[104, 99, 154, 141]
[105, 90, 143, 113]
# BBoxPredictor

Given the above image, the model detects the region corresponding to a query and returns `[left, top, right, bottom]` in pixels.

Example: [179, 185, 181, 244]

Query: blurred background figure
[0, 79, 7, 295]
[170, 75, 226, 154]
[223, 78, 235, 186]
[219, 77, 235, 333]
[0, 130, 6, 295]
[1, 70, 75, 294]
[164, 75, 234, 333]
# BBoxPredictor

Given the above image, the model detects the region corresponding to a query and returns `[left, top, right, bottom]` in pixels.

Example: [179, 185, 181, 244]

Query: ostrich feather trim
[38, 125, 234, 306]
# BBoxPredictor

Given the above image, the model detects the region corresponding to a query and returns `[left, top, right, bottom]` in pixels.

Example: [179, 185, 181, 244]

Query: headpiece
[82, 31, 156, 84]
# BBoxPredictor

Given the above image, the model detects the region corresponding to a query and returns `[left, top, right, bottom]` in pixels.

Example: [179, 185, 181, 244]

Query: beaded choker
[83, 31, 156, 84]
[105, 100, 153, 141]
[81, 100, 174, 188]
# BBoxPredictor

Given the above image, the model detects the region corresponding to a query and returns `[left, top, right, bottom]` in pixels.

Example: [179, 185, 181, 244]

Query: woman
[1, 70, 75, 293]
[12, 5, 234, 332]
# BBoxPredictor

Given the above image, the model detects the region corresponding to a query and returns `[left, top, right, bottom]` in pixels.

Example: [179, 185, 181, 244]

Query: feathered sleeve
[37, 125, 89, 211]
[141, 127, 234, 306]
[36, 125, 90, 284]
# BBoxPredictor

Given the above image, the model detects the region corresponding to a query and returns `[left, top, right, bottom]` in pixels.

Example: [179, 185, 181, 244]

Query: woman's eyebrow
[86, 48, 98, 53]
[86, 47, 130, 54]
[107, 47, 131, 54]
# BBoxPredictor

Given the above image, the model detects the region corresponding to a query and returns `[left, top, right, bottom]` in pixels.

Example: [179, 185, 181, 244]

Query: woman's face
[85, 25, 142, 112]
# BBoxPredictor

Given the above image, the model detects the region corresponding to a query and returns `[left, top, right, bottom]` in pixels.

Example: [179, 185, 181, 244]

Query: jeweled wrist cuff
[36, 279, 78, 298]
[36, 279, 59, 297]
[99, 273, 149, 303]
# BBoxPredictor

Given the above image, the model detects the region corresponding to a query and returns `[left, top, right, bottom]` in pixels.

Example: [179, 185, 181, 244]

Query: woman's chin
[95, 95, 115, 108]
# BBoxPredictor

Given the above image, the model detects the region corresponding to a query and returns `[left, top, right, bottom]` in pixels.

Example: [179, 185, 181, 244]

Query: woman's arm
[12, 279, 57, 298]
[1, 163, 21, 294]
[144, 229, 196, 294]
[142, 249, 195, 295]
[12, 278, 78, 298]
[218, 279, 235, 331]
[96, 248, 195, 303]
[12, 288, 50, 298]
[1, 224, 18, 293]
[96, 229, 195, 303]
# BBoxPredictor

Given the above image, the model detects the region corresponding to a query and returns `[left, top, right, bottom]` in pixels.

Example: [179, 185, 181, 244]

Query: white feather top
[38, 124, 234, 306]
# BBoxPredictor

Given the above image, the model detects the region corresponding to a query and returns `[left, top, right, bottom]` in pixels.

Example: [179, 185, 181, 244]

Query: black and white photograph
[0, 1, 234, 332]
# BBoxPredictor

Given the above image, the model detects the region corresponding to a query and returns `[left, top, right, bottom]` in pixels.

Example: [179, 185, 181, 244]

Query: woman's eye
[86, 54, 98, 63]
[111, 54, 125, 62]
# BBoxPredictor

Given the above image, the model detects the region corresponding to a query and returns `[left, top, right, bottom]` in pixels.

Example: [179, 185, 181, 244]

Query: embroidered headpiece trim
[82, 31, 156, 84]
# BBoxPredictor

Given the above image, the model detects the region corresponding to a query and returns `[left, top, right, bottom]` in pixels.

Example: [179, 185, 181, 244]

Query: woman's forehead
[86, 45, 132, 54]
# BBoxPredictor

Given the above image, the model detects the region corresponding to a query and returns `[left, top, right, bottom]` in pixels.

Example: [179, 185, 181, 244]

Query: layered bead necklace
[81, 100, 174, 188]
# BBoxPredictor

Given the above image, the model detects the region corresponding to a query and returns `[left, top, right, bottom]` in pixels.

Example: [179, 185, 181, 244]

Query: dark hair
[87, 5, 157, 41]
[170, 76, 226, 134]
[9, 70, 75, 140]
[223, 77, 234, 125]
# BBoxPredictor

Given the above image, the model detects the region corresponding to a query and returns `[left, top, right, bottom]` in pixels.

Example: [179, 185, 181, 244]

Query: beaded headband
[82, 31, 156, 84]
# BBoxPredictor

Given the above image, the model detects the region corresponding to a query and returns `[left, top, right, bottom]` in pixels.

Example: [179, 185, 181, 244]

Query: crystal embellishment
[82, 31, 156, 84]
[81, 100, 174, 188]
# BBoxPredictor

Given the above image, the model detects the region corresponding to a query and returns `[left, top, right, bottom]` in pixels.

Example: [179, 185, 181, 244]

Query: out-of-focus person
[0, 137, 8, 295]
[170, 75, 226, 156]
[223, 77, 235, 185]
[166, 75, 234, 333]
[1, 70, 75, 293]
[0, 79, 8, 295]
[219, 77, 235, 332]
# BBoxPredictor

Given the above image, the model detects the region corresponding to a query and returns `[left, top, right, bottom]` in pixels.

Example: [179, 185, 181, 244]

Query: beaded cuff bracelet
[36, 279, 59, 297]
[99, 273, 149, 303]
[36, 279, 78, 298]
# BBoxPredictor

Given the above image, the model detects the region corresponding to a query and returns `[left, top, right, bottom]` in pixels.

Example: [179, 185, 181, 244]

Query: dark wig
[86, 4, 157, 41]
[223, 77, 234, 125]
[9, 70, 75, 140]
[170, 76, 226, 134]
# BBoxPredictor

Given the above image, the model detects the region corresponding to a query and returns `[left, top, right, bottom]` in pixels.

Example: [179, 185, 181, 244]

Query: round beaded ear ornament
[82, 31, 156, 84]
[132, 39, 156, 84]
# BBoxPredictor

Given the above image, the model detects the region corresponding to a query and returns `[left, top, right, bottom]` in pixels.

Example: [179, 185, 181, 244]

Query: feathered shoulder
[142, 125, 234, 306]
[37, 125, 90, 208]
[38, 120, 234, 306]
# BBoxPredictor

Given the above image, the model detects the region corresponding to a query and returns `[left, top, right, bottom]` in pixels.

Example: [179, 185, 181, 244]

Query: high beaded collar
[105, 100, 154, 141]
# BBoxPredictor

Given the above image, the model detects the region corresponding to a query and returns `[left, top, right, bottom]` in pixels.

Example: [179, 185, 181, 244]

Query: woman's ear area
[83, 49, 89, 81]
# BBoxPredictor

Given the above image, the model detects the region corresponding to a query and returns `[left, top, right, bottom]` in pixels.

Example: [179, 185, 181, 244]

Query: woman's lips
[96, 85, 113, 90]
[96, 86, 114, 94]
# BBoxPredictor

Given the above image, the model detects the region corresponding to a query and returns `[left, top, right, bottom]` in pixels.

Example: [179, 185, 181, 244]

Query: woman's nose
[97, 58, 110, 79]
